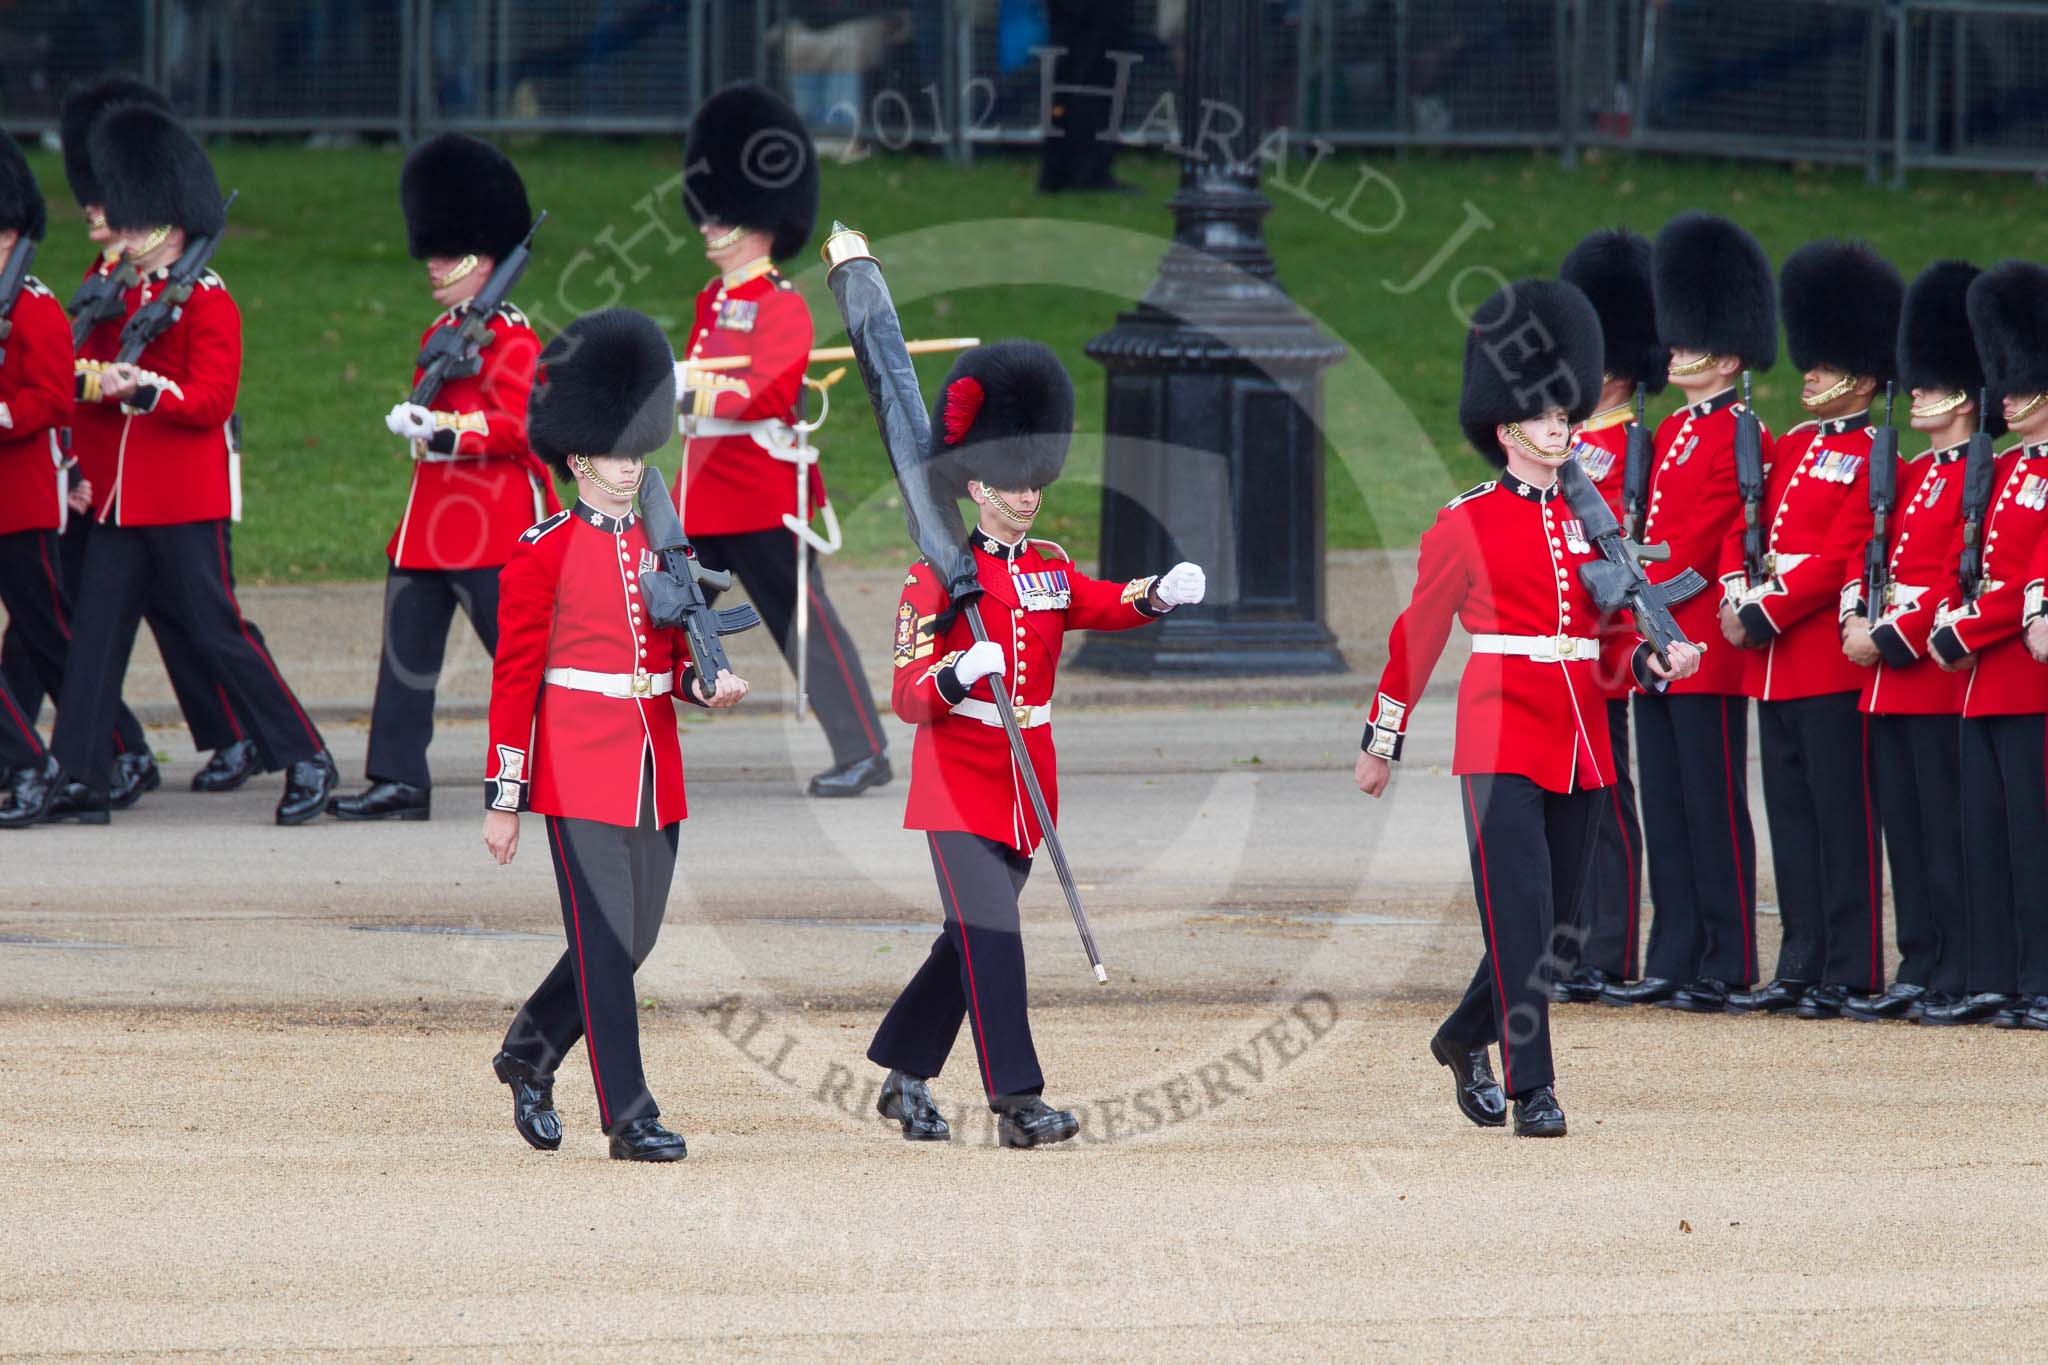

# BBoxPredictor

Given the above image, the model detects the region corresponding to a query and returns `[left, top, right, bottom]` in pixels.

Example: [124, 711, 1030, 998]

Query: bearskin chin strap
[572, 453, 641, 499]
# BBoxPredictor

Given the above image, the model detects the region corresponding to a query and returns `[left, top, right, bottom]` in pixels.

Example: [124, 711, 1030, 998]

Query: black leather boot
[1428, 1031, 1506, 1128]
[0, 758, 108, 828]
[607, 1116, 688, 1162]
[490, 1051, 562, 1151]
[108, 750, 161, 810]
[807, 753, 892, 798]
[276, 750, 339, 826]
[995, 1095, 1079, 1149]
[876, 1069, 950, 1140]
[1600, 976, 1677, 1007]
[191, 739, 261, 793]
[1512, 1086, 1567, 1137]
[327, 781, 431, 822]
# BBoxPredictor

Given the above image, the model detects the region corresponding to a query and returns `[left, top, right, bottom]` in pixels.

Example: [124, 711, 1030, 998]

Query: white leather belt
[1470, 633, 1600, 663]
[544, 667, 672, 699]
[950, 698, 1053, 729]
[686, 415, 792, 442]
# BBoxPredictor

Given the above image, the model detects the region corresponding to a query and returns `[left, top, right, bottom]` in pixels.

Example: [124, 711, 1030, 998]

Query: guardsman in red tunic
[866, 342, 1203, 1149]
[1716, 242, 1899, 1019]
[1840, 261, 1985, 1022]
[1920, 261, 2048, 1028]
[24, 76, 264, 800]
[0, 130, 132, 805]
[1552, 227, 1668, 999]
[1361, 280, 1699, 1138]
[0, 105, 336, 828]
[673, 84, 890, 799]
[484, 309, 750, 1162]
[327, 134, 557, 823]
[1603, 214, 1775, 1012]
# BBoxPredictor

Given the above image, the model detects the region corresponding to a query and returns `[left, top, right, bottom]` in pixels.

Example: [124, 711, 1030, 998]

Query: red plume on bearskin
[942, 376, 985, 446]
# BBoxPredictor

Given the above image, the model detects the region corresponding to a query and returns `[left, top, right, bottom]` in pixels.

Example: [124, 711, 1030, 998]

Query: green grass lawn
[21, 137, 2048, 582]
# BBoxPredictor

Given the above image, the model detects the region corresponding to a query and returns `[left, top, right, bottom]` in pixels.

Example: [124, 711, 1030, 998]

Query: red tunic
[891, 529, 1169, 853]
[1931, 443, 2048, 718]
[1367, 474, 1643, 794]
[75, 266, 241, 527]
[1639, 387, 1770, 696]
[1850, 443, 1967, 716]
[386, 302, 557, 570]
[674, 259, 822, 536]
[1568, 408, 1638, 700]
[1719, 416, 1876, 701]
[484, 502, 705, 827]
[0, 281, 75, 536]
[69, 253, 126, 514]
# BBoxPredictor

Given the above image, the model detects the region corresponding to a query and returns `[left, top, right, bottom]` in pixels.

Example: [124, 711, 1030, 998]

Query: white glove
[1155, 561, 1206, 607]
[386, 402, 435, 441]
[952, 640, 1006, 688]
[672, 360, 694, 404]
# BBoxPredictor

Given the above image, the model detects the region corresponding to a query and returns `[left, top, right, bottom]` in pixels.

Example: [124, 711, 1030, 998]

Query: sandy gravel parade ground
[7, 702, 2048, 1359]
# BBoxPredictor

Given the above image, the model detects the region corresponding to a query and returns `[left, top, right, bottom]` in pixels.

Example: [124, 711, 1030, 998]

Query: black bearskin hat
[1967, 260, 2048, 402]
[1559, 227, 1667, 393]
[89, 104, 224, 236]
[0, 133, 47, 242]
[529, 309, 676, 476]
[1652, 211, 1778, 370]
[400, 133, 532, 263]
[1779, 239, 1902, 383]
[930, 341, 1075, 494]
[60, 75, 171, 207]
[1457, 279, 1605, 465]
[681, 83, 819, 261]
[1900, 261, 2002, 433]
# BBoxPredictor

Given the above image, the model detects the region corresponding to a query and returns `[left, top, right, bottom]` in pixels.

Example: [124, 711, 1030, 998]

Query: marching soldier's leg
[713, 528, 890, 790]
[1805, 698, 1882, 1000]
[1924, 717, 2021, 1024]
[1993, 715, 2048, 1020]
[0, 674, 44, 777]
[922, 830, 1045, 1102]
[361, 568, 460, 792]
[144, 588, 248, 753]
[1687, 695, 1759, 991]
[451, 565, 503, 655]
[1450, 774, 1556, 1104]
[1757, 698, 1825, 987]
[868, 930, 969, 1081]
[149, 523, 333, 822]
[1908, 715, 1968, 1001]
[16, 525, 155, 824]
[542, 812, 659, 1135]
[1869, 714, 1937, 988]
[1606, 698, 1645, 979]
[0, 530, 156, 788]
[1619, 691, 1699, 998]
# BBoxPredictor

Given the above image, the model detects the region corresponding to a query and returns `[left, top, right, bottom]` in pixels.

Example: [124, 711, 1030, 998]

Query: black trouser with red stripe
[869, 831, 1044, 1102]
[1565, 698, 1643, 979]
[1441, 774, 1601, 1099]
[1757, 692, 1882, 992]
[0, 672, 45, 771]
[0, 529, 153, 772]
[6, 513, 257, 756]
[1958, 713, 2048, 998]
[49, 520, 325, 790]
[692, 528, 886, 768]
[502, 781, 678, 1134]
[1869, 712, 1964, 994]
[1634, 692, 1759, 987]
[363, 565, 500, 789]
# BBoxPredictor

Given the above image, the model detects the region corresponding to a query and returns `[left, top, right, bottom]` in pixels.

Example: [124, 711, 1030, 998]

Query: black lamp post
[1075, 0, 1347, 676]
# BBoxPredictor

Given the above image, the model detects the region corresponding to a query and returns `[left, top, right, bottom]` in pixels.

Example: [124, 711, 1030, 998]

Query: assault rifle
[1559, 456, 1708, 669]
[0, 236, 35, 367]
[634, 463, 761, 684]
[1620, 383, 1653, 541]
[1863, 383, 1899, 616]
[67, 248, 138, 348]
[1957, 390, 1997, 602]
[1734, 369, 1767, 584]
[113, 191, 238, 365]
[409, 212, 545, 408]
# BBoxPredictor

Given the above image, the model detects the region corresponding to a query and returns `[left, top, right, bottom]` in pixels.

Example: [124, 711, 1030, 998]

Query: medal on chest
[2019, 472, 2048, 512]
[1014, 569, 1071, 611]
[1573, 441, 1615, 482]
[716, 298, 757, 332]
[1561, 518, 1590, 555]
